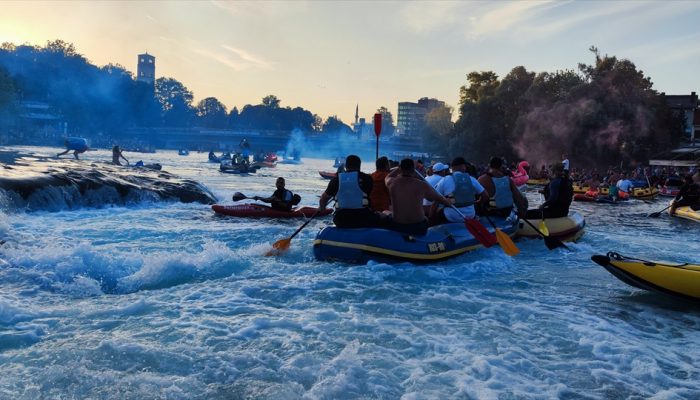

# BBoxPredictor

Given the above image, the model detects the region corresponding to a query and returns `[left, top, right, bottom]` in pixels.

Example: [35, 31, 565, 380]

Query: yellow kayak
[526, 178, 549, 186]
[516, 212, 585, 242]
[592, 252, 700, 300]
[670, 205, 700, 222]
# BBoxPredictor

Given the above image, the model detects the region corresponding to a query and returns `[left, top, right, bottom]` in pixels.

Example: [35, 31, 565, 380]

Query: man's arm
[318, 179, 338, 210]
[424, 181, 451, 207]
[541, 181, 560, 208]
[318, 191, 331, 210]
[509, 179, 527, 217]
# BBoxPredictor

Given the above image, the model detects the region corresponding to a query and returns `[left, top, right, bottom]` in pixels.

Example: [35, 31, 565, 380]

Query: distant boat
[279, 158, 303, 165]
[178, 149, 189, 156]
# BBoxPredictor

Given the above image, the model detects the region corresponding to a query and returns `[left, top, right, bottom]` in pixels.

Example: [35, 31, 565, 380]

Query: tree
[261, 94, 280, 108]
[459, 71, 499, 107]
[155, 77, 194, 127]
[227, 106, 239, 129]
[512, 47, 672, 166]
[321, 115, 352, 134]
[376, 106, 395, 135]
[195, 97, 228, 128]
[45, 39, 77, 57]
[0, 65, 15, 108]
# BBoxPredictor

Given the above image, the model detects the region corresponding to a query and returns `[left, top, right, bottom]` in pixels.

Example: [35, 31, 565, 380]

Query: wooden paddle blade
[495, 229, 520, 256]
[544, 236, 570, 251]
[538, 220, 549, 236]
[464, 219, 497, 248]
[265, 238, 291, 256]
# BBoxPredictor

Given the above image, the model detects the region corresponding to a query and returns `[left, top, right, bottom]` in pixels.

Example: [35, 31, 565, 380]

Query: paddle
[649, 204, 672, 218]
[265, 209, 322, 256]
[539, 209, 550, 237]
[482, 214, 520, 256]
[232, 192, 250, 202]
[449, 205, 497, 248]
[521, 218, 570, 251]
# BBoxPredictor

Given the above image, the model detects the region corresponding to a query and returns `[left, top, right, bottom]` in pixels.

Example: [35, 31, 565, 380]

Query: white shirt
[435, 172, 486, 222]
[617, 179, 633, 193]
[562, 159, 570, 171]
[422, 174, 443, 206]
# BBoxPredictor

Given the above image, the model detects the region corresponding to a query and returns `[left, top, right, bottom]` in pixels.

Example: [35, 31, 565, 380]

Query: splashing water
[0, 146, 699, 399]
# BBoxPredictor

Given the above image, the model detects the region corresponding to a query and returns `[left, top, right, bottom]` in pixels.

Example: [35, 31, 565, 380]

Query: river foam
[0, 146, 699, 399]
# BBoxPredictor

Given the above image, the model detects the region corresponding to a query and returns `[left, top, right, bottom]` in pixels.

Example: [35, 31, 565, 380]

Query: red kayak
[319, 171, 337, 179]
[212, 204, 333, 218]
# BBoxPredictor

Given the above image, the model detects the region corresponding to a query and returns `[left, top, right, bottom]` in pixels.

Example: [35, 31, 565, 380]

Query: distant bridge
[125, 127, 435, 160]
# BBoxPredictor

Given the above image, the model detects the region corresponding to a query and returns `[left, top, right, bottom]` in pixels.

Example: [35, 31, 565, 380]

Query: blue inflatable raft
[313, 217, 518, 264]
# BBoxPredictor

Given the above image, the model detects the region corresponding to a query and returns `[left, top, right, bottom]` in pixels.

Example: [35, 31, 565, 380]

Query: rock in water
[0, 158, 216, 211]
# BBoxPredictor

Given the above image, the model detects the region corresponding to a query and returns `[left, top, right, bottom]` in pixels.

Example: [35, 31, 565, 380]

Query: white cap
[432, 163, 449, 172]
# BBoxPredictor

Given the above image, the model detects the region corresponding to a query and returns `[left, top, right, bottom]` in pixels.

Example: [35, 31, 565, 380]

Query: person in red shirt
[369, 156, 391, 212]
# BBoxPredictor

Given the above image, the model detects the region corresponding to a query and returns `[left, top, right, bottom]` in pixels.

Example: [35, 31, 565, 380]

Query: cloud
[398, 0, 700, 46]
[221, 45, 273, 70]
[398, 1, 463, 34]
[466, 1, 558, 39]
[209, 0, 307, 18]
[624, 31, 700, 65]
[192, 44, 273, 72]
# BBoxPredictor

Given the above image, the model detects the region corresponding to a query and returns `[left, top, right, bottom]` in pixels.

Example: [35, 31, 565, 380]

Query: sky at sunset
[2, 0, 700, 124]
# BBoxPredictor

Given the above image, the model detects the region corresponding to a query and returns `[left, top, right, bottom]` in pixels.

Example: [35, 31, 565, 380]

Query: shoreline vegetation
[0, 41, 688, 168]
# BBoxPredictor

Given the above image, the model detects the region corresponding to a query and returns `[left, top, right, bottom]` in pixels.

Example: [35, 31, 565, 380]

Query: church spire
[355, 103, 358, 125]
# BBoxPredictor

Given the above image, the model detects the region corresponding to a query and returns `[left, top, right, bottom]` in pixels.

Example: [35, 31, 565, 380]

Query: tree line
[423, 47, 685, 167]
[0, 40, 367, 137]
[1, 41, 685, 166]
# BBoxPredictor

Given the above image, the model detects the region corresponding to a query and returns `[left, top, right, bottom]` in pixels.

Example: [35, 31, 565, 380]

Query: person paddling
[525, 163, 573, 219]
[254, 177, 301, 211]
[670, 172, 700, 215]
[369, 156, 391, 212]
[385, 159, 451, 235]
[431, 156, 489, 223]
[112, 145, 129, 166]
[477, 156, 527, 218]
[318, 154, 384, 228]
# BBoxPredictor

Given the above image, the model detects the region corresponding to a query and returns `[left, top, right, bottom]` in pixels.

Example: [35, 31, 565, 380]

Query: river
[1, 146, 699, 399]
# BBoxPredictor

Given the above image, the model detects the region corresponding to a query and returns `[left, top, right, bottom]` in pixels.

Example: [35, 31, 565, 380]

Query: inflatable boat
[319, 171, 337, 180]
[573, 184, 658, 199]
[212, 204, 332, 218]
[516, 212, 585, 242]
[592, 252, 700, 301]
[573, 194, 629, 204]
[219, 163, 261, 174]
[670, 205, 700, 222]
[313, 217, 518, 264]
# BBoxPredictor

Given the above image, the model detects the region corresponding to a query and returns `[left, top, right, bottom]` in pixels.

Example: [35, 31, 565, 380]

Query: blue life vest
[281, 189, 293, 202]
[453, 172, 476, 207]
[337, 171, 365, 209]
[492, 175, 514, 209]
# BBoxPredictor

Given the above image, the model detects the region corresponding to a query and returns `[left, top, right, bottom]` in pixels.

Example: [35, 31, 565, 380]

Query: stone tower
[137, 53, 155, 88]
